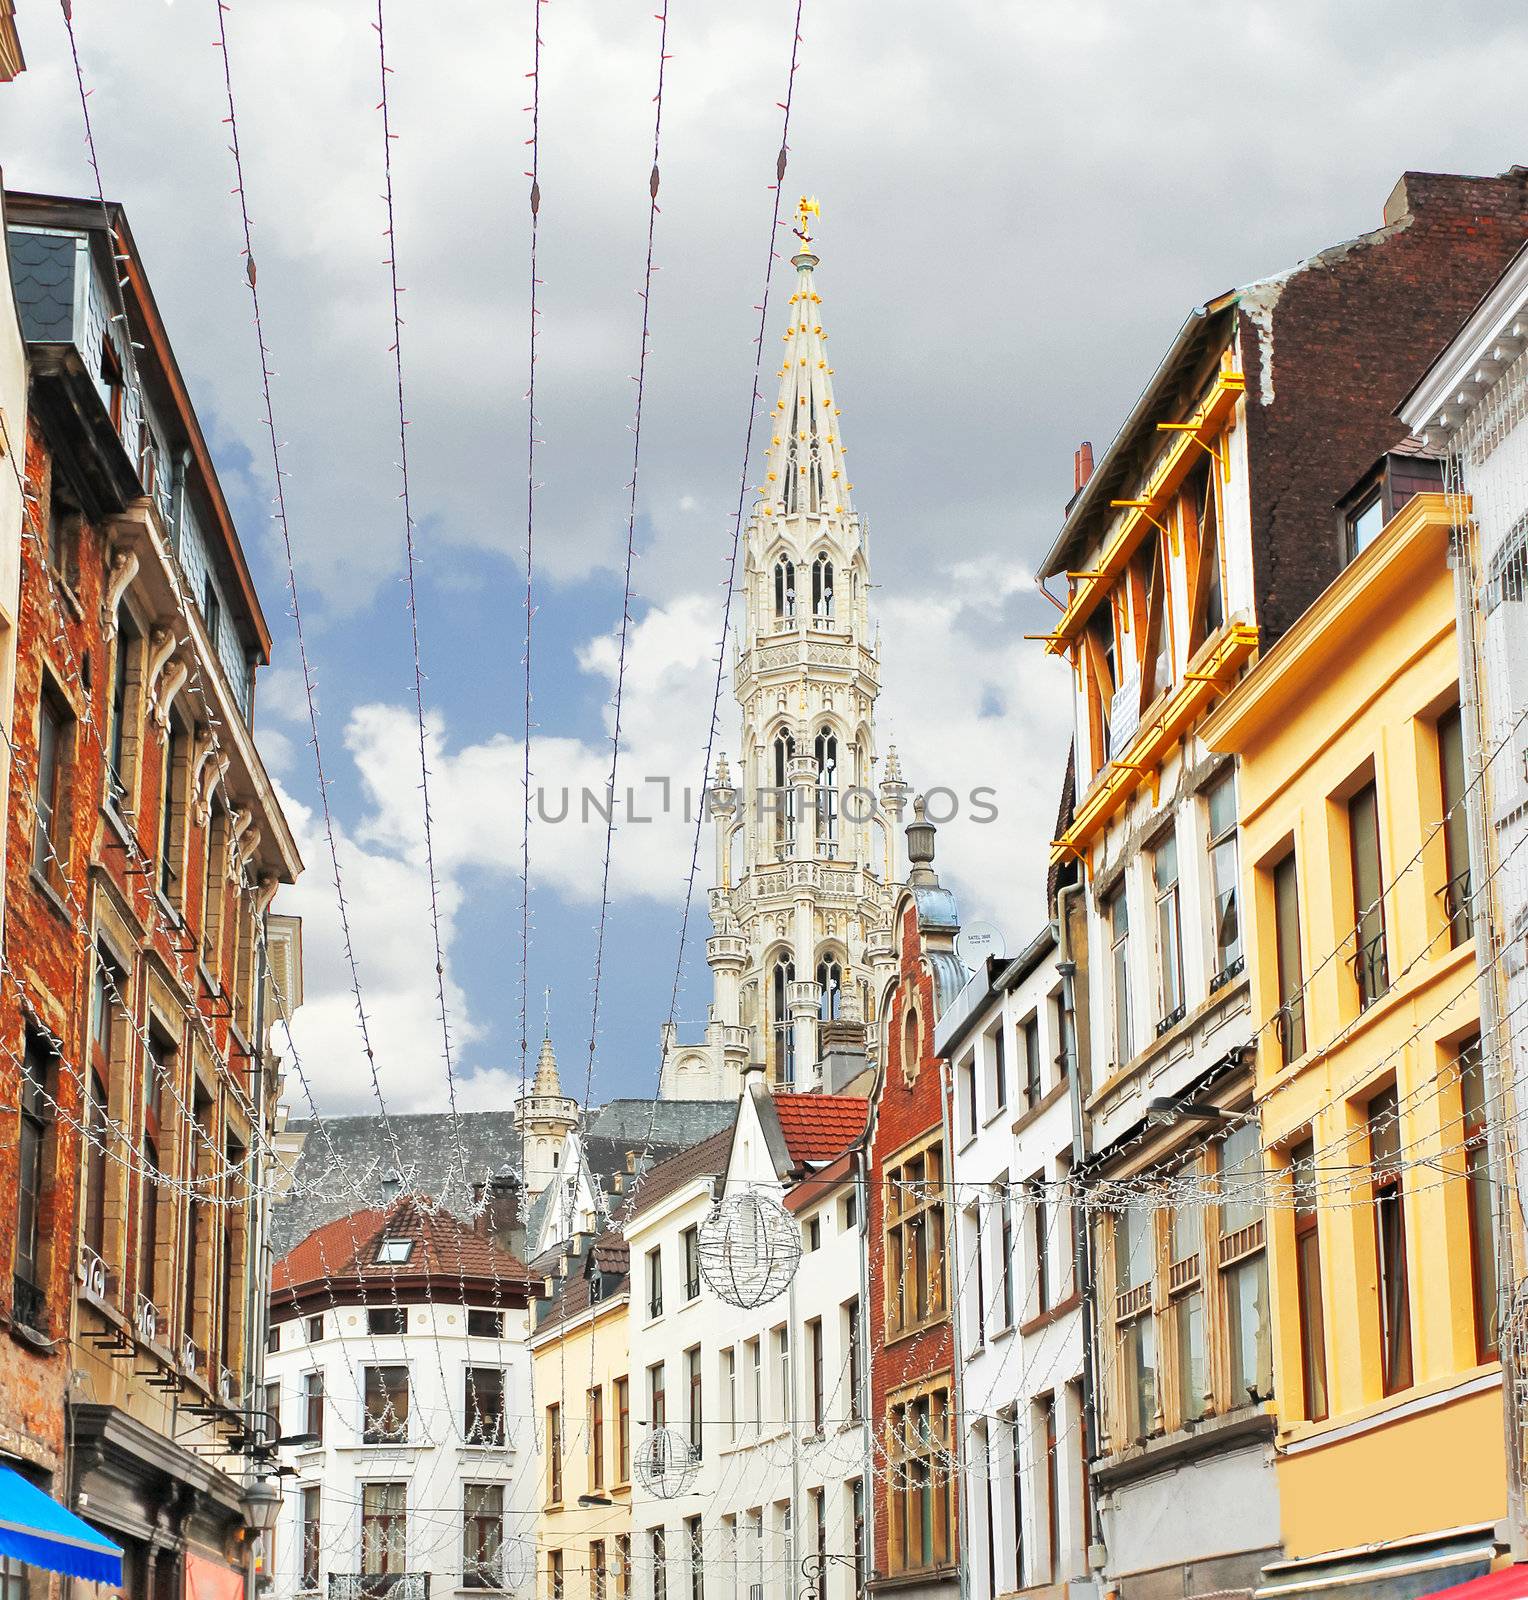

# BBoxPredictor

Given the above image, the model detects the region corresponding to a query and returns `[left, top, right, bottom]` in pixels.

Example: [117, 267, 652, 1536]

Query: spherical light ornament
[698, 1191, 802, 1309]
[634, 1428, 699, 1499]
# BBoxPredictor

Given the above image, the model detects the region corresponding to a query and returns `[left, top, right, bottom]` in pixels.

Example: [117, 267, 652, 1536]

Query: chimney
[477, 1166, 526, 1261]
[1073, 441, 1094, 496]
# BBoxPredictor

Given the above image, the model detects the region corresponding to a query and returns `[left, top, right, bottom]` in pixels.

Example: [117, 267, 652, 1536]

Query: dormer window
[1347, 491, 1384, 560]
[377, 1238, 413, 1265]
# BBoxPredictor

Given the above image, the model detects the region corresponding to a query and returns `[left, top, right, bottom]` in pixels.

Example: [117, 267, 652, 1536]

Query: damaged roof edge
[1038, 298, 1225, 581]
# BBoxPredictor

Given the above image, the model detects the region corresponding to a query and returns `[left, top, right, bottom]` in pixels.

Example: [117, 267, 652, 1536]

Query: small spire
[714, 750, 731, 788]
[883, 745, 904, 785]
[534, 1030, 562, 1098]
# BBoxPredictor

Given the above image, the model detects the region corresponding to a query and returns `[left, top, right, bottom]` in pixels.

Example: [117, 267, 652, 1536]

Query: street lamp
[243, 1477, 282, 1540]
[577, 1495, 614, 1509]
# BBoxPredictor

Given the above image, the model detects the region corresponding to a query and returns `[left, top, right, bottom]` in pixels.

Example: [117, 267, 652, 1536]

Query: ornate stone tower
[661, 201, 906, 1101]
[514, 1028, 579, 1199]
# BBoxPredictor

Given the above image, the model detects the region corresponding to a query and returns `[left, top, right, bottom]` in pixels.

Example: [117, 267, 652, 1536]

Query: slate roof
[772, 1093, 868, 1165]
[270, 1194, 530, 1313]
[621, 1128, 734, 1222]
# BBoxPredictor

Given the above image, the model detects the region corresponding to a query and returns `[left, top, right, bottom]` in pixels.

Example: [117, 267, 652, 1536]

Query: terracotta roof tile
[772, 1093, 868, 1165]
[271, 1194, 529, 1307]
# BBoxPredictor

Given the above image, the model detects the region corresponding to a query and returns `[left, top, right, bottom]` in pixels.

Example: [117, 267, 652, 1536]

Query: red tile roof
[270, 1195, 530, 1310]
[772, 1093, 868, 1166]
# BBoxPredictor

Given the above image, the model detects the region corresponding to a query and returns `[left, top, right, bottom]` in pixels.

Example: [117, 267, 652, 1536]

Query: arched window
[773, 731, 796, 853]
[771, 955, 796, 1089]
[817, 956, 843, 1022]
[812, 554, 835, 620]
[774, 559, 796, 620]
[814, 727, 838, 849]
[901, 1004, 921, 1086]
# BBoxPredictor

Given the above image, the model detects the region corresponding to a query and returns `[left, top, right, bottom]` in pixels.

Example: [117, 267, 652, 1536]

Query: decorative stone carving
[102, 545, 139, 633]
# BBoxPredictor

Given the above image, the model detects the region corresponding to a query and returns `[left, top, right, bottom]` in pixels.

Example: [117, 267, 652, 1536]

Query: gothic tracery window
[814, 727, 838, 849]
[773, 731, 796, 854]
[812, 554, 835, 621]
[817, 956, 843, 1022]
[774, 559, 796, 620]
[771, 954, 796, 1089]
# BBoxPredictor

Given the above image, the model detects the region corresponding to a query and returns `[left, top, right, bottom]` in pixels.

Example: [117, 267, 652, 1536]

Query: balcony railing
[329, 1577, 430, 1600]
[1349, 928, 1390, 1009]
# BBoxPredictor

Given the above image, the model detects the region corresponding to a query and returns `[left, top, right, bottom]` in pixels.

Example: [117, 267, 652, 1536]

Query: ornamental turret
[660, 200, 901, 1100]
[514, 1022, 579, 1199]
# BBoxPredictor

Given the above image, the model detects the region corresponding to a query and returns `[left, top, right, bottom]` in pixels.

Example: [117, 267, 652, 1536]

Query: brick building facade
[1, 190, 300, 1600]
[865, 808, 966, 1599]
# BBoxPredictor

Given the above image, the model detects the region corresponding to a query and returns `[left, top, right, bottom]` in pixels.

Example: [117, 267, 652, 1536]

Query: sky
[2, 0, 1526, 1116]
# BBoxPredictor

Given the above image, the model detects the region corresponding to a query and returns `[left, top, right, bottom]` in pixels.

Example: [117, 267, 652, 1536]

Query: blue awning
[0, 1464, 123, 1585]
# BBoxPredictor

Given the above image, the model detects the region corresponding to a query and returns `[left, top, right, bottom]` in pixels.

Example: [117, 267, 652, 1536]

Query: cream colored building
[528, 1235, 634, 1600]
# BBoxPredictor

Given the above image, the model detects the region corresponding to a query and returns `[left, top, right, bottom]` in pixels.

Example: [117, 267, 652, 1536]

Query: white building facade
[623, 1082, 872, 1600]
[266, 1200, 539, 1600]
[661, 210, 905, 1102]
[936, 927, 1092, 1600]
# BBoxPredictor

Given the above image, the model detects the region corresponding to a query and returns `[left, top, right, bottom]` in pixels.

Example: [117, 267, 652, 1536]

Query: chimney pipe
[1073, 441, 1095, 496]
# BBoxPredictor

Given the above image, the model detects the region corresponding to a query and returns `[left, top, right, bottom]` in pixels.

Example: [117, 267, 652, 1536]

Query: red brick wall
[867, 896, 958, 1587]
[1243, 168, 1528, 644]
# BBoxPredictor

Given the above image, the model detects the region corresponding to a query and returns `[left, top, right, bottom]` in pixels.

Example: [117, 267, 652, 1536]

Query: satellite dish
[956, 922, 1006, 971]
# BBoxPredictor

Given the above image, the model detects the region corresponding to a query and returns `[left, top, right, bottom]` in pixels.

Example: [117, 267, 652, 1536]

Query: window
[1113, 1206, 1155, 1442]
[33, 690, 69, 878]
[842, 1187, 858, 1229]
[1438, 706, 1473, 947]
[771, 952, 796, 1085]
[959, 1054, 977, 1141]
[646, 1247, 663, 1319]
[884, 1138, 947, 1336]
[968, 1205, 985, 1346]
[1107, 885, 1133, 1066]
[1030, 1173, 1050, 1316]
[807, 1318, 825, 1432]
[990, 1022, 1007, 1110]
[888, 1384, 953, 1574]
[362, 1366, 409, 1444]
[844, 1297, 863, 1421]
[686, 1514, 704, 1600]
[1153, 830, 1184, 1026]
[1348, 781, 1389, 1007]
[139, 1128, 161, 1309]
[367, 1306, 407, 1335]
[546, 1404, 563, 1503]
[15, 1037, 52, 1311]
[614, 1376, 630, 1483]
[158, 717, 184, 900]
[747, 1338, 762, 1432]
[360, 1483, 406, 1581]
[1347, 490, 1384, 559]
[648, 1361, 666, 1429]
[1290, 1139, 1328, 1421]
[686, 1346, 703, 1459]
[303, 1370, 325, 1444]
[1169, 1181, 1206, 1424]
[810, 1488, 827, 1598]
[722, 1348, 737, 1441]
[850, 1477, 865, 1597]
[589, 1385, 606, 1488]
[84, 1064, 109, 1259]
[462, 1484, 503, 1589]
[1459, 1037, 1500, 1360]
[108, 609, 135, 805]
[681, 1227, 700, 1300]
[615, 1535, 631, 1600]
[1010, 1409, 1026, 1590]
[1369, 1086, 1413, 1393]
[1219, 1122, 1272, 1405]
[591, 1540, 608, 1600]
[1022, 1014, 1042, 1106]
[376, 1238, 413, 1265]
[1273, 852, 1306, 1063]
[465, 1367, 506, 1445]
[814, 735, 839, 848]
[812, 553, 834, 619]
[547, 1550, 563, 1600]
[467, 1307, 502, 1338]
[771, 738, 796, 860]
[805, 1216, 821, 1252]
[300, 1486, 321, 1590]
[1207, 774, 1243, 980]
[202, 575, 222, 655]
[773, 1325, 790, 1425]
[999, 1192, 1015, 1329]
[650, 1530, 666, 1600]
[774, 558, 796, 619]
[307, 1313, 324, 1342]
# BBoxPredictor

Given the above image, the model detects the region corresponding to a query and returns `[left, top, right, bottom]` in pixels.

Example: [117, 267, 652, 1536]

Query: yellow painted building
[1203, 488, 1509, 1595]
[528, 1235, 635, 1599]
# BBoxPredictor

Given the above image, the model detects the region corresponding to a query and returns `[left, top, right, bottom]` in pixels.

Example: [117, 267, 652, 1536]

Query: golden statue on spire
[794, 194, 820, 251]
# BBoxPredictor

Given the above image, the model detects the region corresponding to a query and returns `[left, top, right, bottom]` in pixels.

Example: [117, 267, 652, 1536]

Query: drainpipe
[1056, 878, 1104, 1573]
[853, 1143, 873, 1580]
[939, 1039, 972, 1600]
[1450, 532, 1526, 1557]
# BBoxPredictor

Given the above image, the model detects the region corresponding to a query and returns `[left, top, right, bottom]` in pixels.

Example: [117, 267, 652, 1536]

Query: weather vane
[794, 193, 820, 249]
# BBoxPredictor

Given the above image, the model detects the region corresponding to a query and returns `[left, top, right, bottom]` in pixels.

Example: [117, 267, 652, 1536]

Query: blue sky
[4, 0, 1527, 1113]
